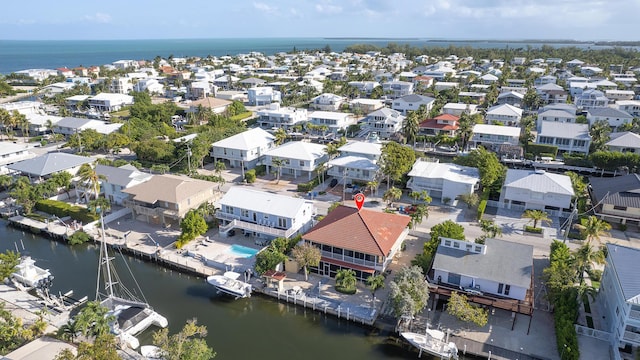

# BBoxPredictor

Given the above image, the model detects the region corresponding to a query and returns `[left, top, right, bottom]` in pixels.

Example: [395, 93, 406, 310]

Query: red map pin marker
[354, 193, 365, 210]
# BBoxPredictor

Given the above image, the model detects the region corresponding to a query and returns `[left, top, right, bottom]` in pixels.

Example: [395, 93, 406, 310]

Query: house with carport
[499, 169, 574, 214]
[535, 121, 591, 155]
[263, 141, 327, 180]
[210, 128, 275, 171]
[7, 152, 93, 180]
[407, 159, 479, 205]
[302, 205, 410, 280]
[95, 164, 153, 205]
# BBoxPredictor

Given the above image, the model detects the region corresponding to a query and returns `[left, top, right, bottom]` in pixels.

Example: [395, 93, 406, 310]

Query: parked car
[329, 178, 338, 187]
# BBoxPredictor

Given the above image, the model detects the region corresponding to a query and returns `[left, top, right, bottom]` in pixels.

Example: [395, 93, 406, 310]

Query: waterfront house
[0, 142, 36, 174]
[470, 124, 520, 151]
[381, 81, 414, 99]
[310, 93, 345, 111]
[406, 159, 479, 204]
[536, 109, 577, 131]
[122, 174, 217, 227]
[499, 169, 574, 213]
[586, 107, 634, 131]
[87, 93, 134, 112]
[588, 174, 640, 226]
[95, 164, 153, 206]
[606, 132, 640, 154]
[302, 205, 410, 280]
[210, 127, 275, 170]
[597, 243, 640, 353]
[263, 141, 328, 180]
[443, 103, 479, 116]
[431, 237, 533, 301]
[247, 87, 282, 106]
[217, 187, 315, 240]
[308, 111, 355, 134]
[256, 103, 308, 130]
[348, 98, 384, 114]
[535, 121, 591, 155]
[485, 104, 523, 125]
[391, 94, 436, 115]
[7, 152, 93, 180]
[419, 114, 459, 136]
[363, 108, 405, 139]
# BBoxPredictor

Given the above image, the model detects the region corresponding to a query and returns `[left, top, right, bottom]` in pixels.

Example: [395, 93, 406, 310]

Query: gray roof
[219, 187, 310, 218]
[7, 152, 93, 177]
[589, 174, 640, 208]
[396, 94, 435, 104]
[606, 132, 640, 149]
[95, 164, 152, 188]
[606, 243, 640, 304]
[56, 117, 91, 128]
[239, 77, 266, 85]
[433, 238, 533, 288]
[538, 121, 590, 139]
[504, 169, 574, 196]
[587, 107, 633, 118]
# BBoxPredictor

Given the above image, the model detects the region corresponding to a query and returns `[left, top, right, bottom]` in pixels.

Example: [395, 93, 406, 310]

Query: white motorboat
[140, 345, 165, 359]
[11, 256, 53, 291]
[206, 271, 252, 299]
[401, 330, 459, 359]
[95, 210, 168, 349]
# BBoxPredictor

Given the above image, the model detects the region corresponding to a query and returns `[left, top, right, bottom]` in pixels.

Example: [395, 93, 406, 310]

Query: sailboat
[95, 211, 168, 349]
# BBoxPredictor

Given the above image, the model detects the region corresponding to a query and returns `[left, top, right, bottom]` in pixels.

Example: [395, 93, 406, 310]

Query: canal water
[0, 220, 429, 359]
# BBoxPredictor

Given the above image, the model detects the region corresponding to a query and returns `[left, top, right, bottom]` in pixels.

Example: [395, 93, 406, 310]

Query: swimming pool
[227, 244, 259, 258]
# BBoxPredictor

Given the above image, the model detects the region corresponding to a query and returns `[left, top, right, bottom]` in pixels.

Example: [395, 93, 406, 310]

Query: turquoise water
[228, 244, 259, 258]
[0, 38, 619, 74]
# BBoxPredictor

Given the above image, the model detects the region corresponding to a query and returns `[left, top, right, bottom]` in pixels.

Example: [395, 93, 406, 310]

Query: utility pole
[186, 142, 192, 174]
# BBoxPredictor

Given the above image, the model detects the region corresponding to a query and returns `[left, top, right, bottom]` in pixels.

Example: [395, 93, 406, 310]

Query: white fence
[575, 324, 612, 342]
[486, 200, 573, 218]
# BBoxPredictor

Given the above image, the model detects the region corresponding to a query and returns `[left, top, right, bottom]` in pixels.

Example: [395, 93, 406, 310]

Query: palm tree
[366, 180, 378, 197]
[383, 187, 402, 208]
[0, 174, 12, 191]
[214, 160, 226, 190]
[315, 162, 327, 185]
[409, 204, 429, 229]
[273, 128, 288, 146]
[0, 108, 12, 140]
[522, 209, 551, 229]
[335, 269, 357, 290]
[88, 197, 111, 215]
[572, 243, 605, 285]
[271, 157, 284, 184]
[74, 301, 113, 338]
[77, 163, 105, 202]
[480, 219, 502, 238]
[58, 319, 80, 343]
[409, 190, 432, 205]
[366, 274, 385, 306]
[402, 110, 420, 145]
[574, 216, 611, 244]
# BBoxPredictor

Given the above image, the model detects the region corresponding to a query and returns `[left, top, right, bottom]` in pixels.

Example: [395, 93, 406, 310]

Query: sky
[1, 0, 639, 41]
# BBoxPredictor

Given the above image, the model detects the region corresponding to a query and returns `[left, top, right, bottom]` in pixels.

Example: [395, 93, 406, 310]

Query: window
[241, 209, 249, 217]
[614, 205, 627, 211]
[453, 242, 460, 248]
[299, 160, 305, 167]
[278, 217, 287, 228]
[504, 285, 510, 296]
[498, 283, 504, 293]
[444, 240, 452, 246]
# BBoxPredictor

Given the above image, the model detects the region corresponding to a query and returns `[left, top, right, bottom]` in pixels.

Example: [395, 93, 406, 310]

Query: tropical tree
[383, 187, 402, 207]
[589, 119, 611, 153]
[388, 265, 429, 318]
[522, 88, 542, 110]
[213, 160, 226, 189]
[409, 204, 429, 229]
[291, 243, 321, 281]
[335, 269, 357, 292]
[522, 209, 551, 229]
[366, 274, 385, 305]
[572, 243, 605, 285]
[57, 318, 81, 343]
[574, 216, 611, 244]
[152, 318, 216, 360]
[88, 197, 111, 215]
[74, 301, 114, 338]
[479, 219, 502, 239]
[366, 180, 378, 197]
[458, 193, 479, 209]
[273, 128, 287, 145]
[409, 190, 431, 205]
[454, 147, 505, 191]
[177, 210, 208, 247]
[456, 112, 475, 150]
[315, 162, 327, 185]
[447, 291, 488, 327]
[56, 333, 121, 360]
[271, 157, 284, 184]
[380, 142, 416, 189]
[10, 176, 38, 214]
[0, 250, 20, 281]
[402, 110, 420, 145]
[0, 108, 14, 140]
[0, 174, 12, 190]
[77, 163, 104, 202]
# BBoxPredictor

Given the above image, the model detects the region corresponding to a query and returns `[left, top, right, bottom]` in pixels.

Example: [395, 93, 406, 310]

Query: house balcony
[629, 309, 640, 322]
[216, 212, 295, 238]
[122, 199, 180, 219]
[320, 250, 381, 271]
[623, 331, 640, 345]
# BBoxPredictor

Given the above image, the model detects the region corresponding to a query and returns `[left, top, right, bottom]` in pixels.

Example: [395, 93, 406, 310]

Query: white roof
[219, 187, 310, 218]
[504, 169, 574, 196]
[90, 93, 134, 103]
[487, 104, 523, 117]
[328, 155, 378, 171]
[472, 124, 520, 137]
[338, 141, 382, 156]
[212, 128, 274, 150]
[444, 103, 477, 110]
[25, 114, 63, 126]
[309, 111, 351, 120]
[264, 141, 326, 161]
[607, 132, 640, 149]
[0, 142, 34, 156]
[538, 121, 590, 138]
[408, 161, 480, 185]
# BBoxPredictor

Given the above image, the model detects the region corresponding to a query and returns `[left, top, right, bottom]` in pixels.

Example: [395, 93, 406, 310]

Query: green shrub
[335, 285, 357, 294]
[254, 165, 267, 176]
[524, 225, 543, 234]
[527, 143, 558, 158]
[297, 176, 320, 192]
[68, 231, 91, 245]
[245, 169, 256, 183]
[587, 269, 602, 282]
[568, 231, 587, 240]
[477, 200, 487, 221]
[230, 111, 252, 122]
[619, 223, 627, 231]
[35, 199, 99, 224]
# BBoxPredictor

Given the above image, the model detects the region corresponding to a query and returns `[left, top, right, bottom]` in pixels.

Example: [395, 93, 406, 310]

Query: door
[323, 263, 330, 276]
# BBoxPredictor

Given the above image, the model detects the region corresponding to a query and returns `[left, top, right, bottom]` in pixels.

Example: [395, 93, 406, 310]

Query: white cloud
[315, 1, 342, 15]
[84, 12, 112, 24]
[253, 2, 278, 14]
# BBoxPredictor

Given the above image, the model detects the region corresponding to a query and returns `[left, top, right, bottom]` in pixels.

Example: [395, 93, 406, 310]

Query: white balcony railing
[216, 212, 294, 238]
[320, 250, 380, 269]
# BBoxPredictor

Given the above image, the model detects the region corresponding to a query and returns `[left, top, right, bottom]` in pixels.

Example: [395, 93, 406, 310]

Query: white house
[499, 169, 574, 212]
[485, 104, 523, 125]
[210, 128, 275, 170]
[391, 94, 436, 115]
[134, 78, 164, 94]
[535, 122, 591, 155]
[257, 103, 308, 130]
[471, 124, 521, 150]
[109, 77, 133, 94]
[7, 153, 93, 179]
[381, 81, 414, 99]
[406, 159, 480, 204]
[308, 111, 355, 134]
[613, 100, 640, 118]
[347, 81, 381, 95]
[431, 238, 533, 301]
[87, 93, 134, 112]
[443, 103, 479, 116]
[188, 81, 214, 100]
[263, 141, 328, 180]
[536, 109, 577, 131]
[0, 142, 36, 174]
[95, 164, 153, 205]
[606, 132, 640, 154]
[364, 108, 404, 139]
[496, 91, 524, 107]
[53, 117, 123, 136]
[247, 87, 281, 106]
[310, 93, 345, 111]
[337, 141, 382, 162]
[536, 83, 568, 104]
[597, 243, 640, 353]
[587, 107, 634, 131]
[349, 99, 385, 114]
[575, 89, 609, 110]
[326, 156, 378, 185]
[217, 187, 315, 240]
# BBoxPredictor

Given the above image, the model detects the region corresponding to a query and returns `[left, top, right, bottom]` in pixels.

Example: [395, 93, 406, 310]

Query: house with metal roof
[326, 140, 382, 185]
[363, 108, 405, 139]
[0, 142, 36, 174]
[485, 104, 523, 125]
[308, 111, 355, 134]
[263, 141, 328, 180]
[217, 187, 315, 240]
[587, 107, 634, 131]
[535, 121, 591, 155]
[470, 124, 520, 152]
[309, 93, 345, 111]
[53, 117, 123, 137]
[302, 205, 410, 280]
[607, 132, 640, 154]
[499, 169, 574, 212]
[536, 109, 577, 131]
[256, 103, 308, 130]
[597, 243, 640, 352]
[210, 127, 275, 171]
[431, 237, 533, 301]
[588, 174, 640, 226]
[95, 164, 153, 205]
[391, 94, 436, 115]
[407, 159, 479, 204]
[122, 174, 217, 227]
[7, 152, 93, 179]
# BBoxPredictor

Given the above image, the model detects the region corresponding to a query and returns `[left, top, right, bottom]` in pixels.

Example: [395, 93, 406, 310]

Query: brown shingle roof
[122, 174, 215, 204]
[303, 205, 410, 256]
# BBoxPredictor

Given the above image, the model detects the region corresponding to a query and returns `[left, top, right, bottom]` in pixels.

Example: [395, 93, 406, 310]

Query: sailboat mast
[98, 209, 115, 298]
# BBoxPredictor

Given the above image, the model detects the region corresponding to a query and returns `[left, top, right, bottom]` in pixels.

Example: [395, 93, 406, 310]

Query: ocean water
[0, 37, 616, 74]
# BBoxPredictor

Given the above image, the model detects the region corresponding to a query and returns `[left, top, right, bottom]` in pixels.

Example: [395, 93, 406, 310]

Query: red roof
[303, 205, 410, 257]
[434, 114, 459, 122]
[414, 76, 433, 81]
[419, 118, 459, 131]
